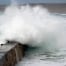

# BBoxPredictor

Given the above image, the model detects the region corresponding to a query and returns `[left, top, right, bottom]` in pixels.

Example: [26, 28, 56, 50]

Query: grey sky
[0, 0, 66, 5]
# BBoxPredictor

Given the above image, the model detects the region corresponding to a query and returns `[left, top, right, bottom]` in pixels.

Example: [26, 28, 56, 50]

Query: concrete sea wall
[0, 41, 25, 66]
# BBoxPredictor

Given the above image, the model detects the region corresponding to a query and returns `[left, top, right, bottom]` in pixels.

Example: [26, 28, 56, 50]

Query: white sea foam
[0, 5, 66, 52]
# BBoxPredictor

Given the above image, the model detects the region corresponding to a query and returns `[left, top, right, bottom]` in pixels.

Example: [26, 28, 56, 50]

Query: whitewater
[0, 4, 66, 66]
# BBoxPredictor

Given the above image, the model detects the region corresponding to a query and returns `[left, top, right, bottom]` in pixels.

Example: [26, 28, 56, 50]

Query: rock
[0, 41, 25, 66]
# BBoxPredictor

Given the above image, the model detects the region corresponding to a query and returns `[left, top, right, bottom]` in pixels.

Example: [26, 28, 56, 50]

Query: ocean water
[0, 5, 66, 66]
[16, 47, 66, 66]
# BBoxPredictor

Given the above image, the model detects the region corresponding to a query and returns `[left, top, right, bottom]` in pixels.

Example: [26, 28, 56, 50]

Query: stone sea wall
[0, 41, 25, 66]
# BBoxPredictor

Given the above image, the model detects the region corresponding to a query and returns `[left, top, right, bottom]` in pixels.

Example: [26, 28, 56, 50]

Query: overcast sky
[0, 0, 66, 5]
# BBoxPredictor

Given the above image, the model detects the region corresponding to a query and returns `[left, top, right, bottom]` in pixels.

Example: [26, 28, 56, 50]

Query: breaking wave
[0, 4, 66, 53]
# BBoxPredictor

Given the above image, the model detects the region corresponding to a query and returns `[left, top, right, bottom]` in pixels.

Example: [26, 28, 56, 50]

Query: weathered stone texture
[0, 41, 24, 66]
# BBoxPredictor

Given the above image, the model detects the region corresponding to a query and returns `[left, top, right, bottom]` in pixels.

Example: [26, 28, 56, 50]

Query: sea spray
[0, 5, 66, 52]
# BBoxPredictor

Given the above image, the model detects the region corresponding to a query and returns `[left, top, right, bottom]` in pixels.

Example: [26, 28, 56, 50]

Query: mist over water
[0, 5, 66, 52]
[0, 2, 66, 66]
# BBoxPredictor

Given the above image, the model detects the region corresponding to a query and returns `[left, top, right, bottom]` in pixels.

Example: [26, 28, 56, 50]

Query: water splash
[0, 5, 66, 52]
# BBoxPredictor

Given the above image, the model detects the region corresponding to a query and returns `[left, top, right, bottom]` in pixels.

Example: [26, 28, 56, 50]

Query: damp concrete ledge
[0, 41, 25, 66]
